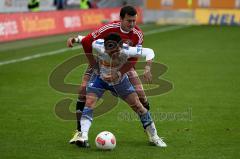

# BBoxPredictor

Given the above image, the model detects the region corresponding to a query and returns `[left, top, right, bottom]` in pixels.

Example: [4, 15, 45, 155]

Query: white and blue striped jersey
[92, 39, 155, 84]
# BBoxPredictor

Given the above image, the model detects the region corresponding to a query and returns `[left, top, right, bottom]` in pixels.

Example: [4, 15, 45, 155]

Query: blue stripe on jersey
[137, 45, 142, 55]
[95, 41, 104, 45]
[123, 46, 129, 50]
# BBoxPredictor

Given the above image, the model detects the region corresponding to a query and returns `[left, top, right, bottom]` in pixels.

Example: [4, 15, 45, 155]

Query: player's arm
[118, 57, 138, 76]
[141, 48, 154, 83]
[67, 35, 83, 48]
[104, 57, 138, 83]
[126, 46, 154, 60]
[117, 45, 139, 77]
[124, 45, 155, 83]
[118, 28, 144, 79]
[67, 34, 98, 67]
[81, 35, 98, 68]
[67, 23, 110, 67]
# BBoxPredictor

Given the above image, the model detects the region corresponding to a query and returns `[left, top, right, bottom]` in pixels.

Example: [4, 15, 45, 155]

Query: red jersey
[91, 21, 143, 46]
[81, 21, 143, 74]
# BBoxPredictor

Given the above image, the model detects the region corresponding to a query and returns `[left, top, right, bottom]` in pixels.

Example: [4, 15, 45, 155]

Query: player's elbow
[81, 36, 88, 46]
[81, 36, 93, 55]
[143, 48, 155, 61]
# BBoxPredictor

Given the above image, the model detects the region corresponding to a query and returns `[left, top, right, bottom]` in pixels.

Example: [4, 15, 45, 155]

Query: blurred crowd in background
[1, 0, 239, 42]
[2, 0, 240, 13]
[28, 0, 132, 11]
[1, 0, 143, 13]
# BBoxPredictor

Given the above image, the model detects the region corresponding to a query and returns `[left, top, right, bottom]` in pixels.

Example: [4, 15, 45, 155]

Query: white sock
[146, 122, 158, 137]
[80, 117, 92, 140]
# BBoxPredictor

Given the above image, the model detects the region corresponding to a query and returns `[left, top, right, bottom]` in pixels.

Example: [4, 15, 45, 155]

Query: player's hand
[103, 71, 120, 82]
[143, 66, 152, 83]
[103, 74, 117, 82]
[67, 37, 75, 48]
[102, 75, 112, 82]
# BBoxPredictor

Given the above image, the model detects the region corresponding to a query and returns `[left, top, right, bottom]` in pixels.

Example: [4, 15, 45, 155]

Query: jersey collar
[120, 26, 130, 34]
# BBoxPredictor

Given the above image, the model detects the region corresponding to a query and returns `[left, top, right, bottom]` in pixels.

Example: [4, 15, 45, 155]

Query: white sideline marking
[0, 25, 188, 67]
[144, 25, 188, 35]
[0, 47, 80, 66]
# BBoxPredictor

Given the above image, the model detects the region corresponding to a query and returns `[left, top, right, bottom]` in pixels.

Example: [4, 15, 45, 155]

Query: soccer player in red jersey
[67, 6, 152, 144]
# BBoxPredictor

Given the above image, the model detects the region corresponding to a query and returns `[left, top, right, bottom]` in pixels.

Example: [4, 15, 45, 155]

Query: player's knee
[127, 70, 139, 81]
[135, 86, 145, 97]
[85, 99, 95, 108]
[139, 98, 149, 110]
[135, 105, 147, 115]
[127, 95, 139, 106]
[131, 100, 147, 115]
[139, 97, 146, 104]
[85, 94, 97, 108]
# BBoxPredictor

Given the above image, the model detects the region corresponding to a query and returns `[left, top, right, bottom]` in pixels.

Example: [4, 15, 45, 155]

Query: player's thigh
[123, 92, 147, 114]
[78, 74, 91, 95]
[123, 92, 140, 107]
[81, 74, 91, 87]
[80, 66, 94, 87]
[127, 68, 146, 99]
[78, 66, 93, 96]
[86, 75, 105, 107]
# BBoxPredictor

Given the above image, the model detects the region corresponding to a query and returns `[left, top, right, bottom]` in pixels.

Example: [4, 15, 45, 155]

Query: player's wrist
[145, 65, 151, 72]
[74, 37, 79, 43]
[74, 35, 84, 44]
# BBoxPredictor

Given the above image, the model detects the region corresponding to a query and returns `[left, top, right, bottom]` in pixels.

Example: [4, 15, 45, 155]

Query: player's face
[106, 47, 121, 59]
[121, 14, 137, 32]
[105, 40, 122, 59]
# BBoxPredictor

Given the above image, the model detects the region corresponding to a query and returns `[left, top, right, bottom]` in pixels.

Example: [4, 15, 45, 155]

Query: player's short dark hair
[104, 33, 123, 50]
[120, 5, 137, 19]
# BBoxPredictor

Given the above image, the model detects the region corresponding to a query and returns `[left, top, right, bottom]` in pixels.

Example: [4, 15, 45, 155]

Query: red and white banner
[0, 8, 143, 42]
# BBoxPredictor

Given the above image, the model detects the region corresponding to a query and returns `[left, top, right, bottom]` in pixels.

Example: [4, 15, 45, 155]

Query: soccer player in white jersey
[67, 6, 152, 144]
[75, 33, 167, 148]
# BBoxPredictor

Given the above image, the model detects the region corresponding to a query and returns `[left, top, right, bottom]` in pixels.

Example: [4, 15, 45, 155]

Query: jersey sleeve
[81, 23, 115, 66]
[92, 39, 104, 53]
[123, 44, 154, 61]
[141, 48, 155, 61]
[124, 44, 142, 57]
[81, 34, 95, 66]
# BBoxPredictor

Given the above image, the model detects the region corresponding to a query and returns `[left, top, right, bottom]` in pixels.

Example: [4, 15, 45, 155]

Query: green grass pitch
[0, 24, 239, 159]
